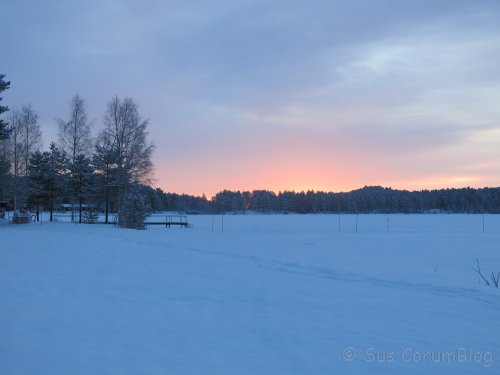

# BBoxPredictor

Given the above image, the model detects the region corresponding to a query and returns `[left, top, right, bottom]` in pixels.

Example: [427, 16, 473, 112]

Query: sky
[2, 0, 500, 197]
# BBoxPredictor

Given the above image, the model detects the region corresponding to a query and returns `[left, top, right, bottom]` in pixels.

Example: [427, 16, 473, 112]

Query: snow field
[1, 214, 499, 374]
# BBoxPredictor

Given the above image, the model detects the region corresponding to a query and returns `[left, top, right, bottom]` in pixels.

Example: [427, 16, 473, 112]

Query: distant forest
[155, 185, 500, 214]
[4, 178, 500, 215]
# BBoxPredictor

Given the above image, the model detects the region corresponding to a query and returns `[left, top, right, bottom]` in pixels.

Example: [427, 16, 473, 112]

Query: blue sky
[2, 0, 500, 195]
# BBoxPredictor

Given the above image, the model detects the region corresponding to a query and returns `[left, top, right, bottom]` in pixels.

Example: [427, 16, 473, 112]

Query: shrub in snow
[473, 258, 499, 288]
[118, 186, 151, 230]
[83, 210, 99, 224]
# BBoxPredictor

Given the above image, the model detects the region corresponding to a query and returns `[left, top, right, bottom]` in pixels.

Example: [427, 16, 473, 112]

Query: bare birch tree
[57, 94, 92, 161]
[0, 75, 11, 194]
[96, 96, 154, 222]
[9, 112, 22, 209]
[19, 104, 42, 177]
[57, 94, 92, 221]
[8, 106, 42, 209]
[0, 136, 9, 201]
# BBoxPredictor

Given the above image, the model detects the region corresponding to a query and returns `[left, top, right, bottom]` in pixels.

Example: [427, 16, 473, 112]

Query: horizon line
[154, 184, 500, 199]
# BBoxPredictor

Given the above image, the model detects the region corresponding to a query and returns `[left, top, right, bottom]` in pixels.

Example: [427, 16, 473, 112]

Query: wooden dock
[145, 214, 189, 228]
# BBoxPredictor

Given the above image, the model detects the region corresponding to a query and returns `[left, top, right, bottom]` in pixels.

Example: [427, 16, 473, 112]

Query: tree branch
[472, 258, 490, 286]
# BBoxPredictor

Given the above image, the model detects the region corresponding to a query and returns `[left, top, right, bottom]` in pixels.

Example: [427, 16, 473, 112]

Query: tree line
[208, 187, 500, 214]
[0, 74, 154, 227]
[114, 186, 500, 215]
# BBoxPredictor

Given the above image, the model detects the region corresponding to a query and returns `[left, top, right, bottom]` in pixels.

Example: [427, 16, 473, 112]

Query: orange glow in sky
[152, 126, 500, 197]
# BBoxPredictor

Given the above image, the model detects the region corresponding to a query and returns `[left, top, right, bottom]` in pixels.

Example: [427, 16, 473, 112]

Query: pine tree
[27, 151, 47, 221]
[28, 143, 68, 221]
[0, 74, 10, 141]
[46, 143, 68, 221]
[70, 154, 95, 223]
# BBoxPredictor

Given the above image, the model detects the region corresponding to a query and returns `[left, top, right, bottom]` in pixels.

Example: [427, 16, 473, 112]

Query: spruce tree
[83, 210, 99, 224]
[119, 185, 151, 229]
[46, 143, 68, 221]
[28, 143, 68, 221]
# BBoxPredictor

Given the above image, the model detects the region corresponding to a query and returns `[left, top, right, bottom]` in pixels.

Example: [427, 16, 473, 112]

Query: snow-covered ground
[1, 214, 499, 374]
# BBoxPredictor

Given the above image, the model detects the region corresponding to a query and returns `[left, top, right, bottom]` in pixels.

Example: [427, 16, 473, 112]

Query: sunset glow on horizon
[153, 125, 500, 197]
[3, 0, 500, 197]
[156, 155, 499, 198]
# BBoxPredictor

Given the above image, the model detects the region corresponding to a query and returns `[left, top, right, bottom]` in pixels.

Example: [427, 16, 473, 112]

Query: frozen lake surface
[1, 214, 499, 374]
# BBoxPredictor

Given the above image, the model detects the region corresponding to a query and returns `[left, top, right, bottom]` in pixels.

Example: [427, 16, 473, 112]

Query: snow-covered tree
[119, 185, 151, 229]
[83, 209, 99, 224]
